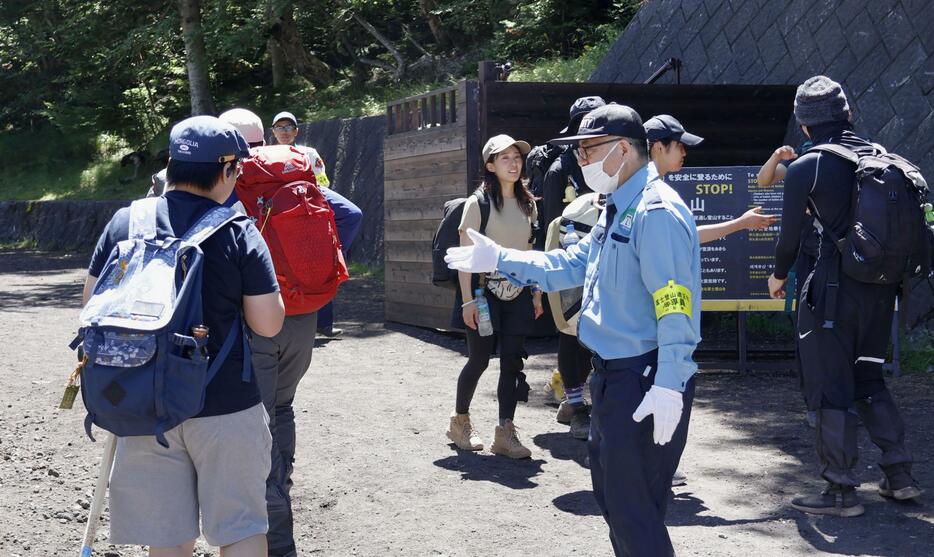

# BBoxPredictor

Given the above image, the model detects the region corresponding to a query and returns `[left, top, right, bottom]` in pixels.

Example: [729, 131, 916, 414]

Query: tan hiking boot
[556, 400, 574, 425]
[446, 413, 483, 450]
[491, 421, 532, 459]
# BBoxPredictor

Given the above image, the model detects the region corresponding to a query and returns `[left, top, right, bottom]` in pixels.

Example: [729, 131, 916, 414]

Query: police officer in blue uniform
[446, 104, 701, 556]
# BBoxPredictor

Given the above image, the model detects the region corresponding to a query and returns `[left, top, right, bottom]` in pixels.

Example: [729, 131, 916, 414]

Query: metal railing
[386, 85, 457, 135]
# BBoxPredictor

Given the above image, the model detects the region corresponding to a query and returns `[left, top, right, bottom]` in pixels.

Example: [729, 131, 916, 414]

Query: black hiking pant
[456, 329, 527, 420]
[557, 331, 593, 392]
[798, 263, 912, 487]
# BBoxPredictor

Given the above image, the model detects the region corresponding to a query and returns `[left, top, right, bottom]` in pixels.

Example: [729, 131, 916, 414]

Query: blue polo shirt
[88, 190, 279, 417]
[496, 163, 702, 391]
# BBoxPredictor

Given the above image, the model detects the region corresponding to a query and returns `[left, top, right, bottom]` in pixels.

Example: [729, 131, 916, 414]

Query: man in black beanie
[768, 75, 921, 516]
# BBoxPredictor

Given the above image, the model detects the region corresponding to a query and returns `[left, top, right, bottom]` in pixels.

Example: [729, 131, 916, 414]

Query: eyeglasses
[272, 124, 297, 132]
[575, 138, 621, 162]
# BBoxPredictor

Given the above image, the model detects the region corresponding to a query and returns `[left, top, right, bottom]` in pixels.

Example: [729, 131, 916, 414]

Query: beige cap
[482, 134, 531, 161]
[218, 108, 265, 145]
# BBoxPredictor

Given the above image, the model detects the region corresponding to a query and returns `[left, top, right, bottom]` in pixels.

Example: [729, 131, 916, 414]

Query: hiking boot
[569, 405, 591, 440]
[671, 470, 687, 487]
[556, 400, 574, 425]
[446, 413, 483, 451]
[791, 485, 864, 517]
[491, 421, 532, 459]
[879, 472, 922, 501]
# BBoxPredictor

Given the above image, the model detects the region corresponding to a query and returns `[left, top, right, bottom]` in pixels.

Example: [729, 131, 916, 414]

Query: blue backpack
[71, 197, 250, 447]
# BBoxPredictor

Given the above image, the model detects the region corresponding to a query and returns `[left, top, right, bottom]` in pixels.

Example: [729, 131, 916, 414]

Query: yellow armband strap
[652, 280, 692, 320]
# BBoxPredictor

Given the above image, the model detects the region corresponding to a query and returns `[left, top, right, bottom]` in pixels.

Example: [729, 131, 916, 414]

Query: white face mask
[580, 141, 623, 194]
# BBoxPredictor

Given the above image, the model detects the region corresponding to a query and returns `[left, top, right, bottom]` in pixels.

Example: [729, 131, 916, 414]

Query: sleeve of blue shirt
[637, 209, 699, 392]
[320, 186, 363, 251]
[495, 231, 592, 292]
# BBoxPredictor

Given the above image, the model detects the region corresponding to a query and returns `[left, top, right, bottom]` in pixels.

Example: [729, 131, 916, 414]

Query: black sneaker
[791, 485, 864, 517]
[671, 470, 687, 487]
[879, 472, 922, 501]
[569, 405, 591, 440]
[317, 326, 343, 338]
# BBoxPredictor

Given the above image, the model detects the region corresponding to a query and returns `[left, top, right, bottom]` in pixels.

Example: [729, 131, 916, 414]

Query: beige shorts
[108, 403, 272, 548]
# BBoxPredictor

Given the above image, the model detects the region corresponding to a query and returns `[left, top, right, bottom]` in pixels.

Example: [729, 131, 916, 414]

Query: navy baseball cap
[560, 96, 606, 134]
[169, 116, 249, 163]
[644, 114, 704, 146]
[272, 111, 298, 126]
[550, 104, 646, 145]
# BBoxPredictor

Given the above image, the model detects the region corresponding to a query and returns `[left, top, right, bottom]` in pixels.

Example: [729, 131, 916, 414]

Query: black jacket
[773, 122, 876, 279]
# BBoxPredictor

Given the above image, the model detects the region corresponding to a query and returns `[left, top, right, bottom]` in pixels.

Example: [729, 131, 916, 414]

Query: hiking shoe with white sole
[791, 485, 864, 517]
[556, 400, 574, 425]
[879, 473, 922, 501]
[491, 421, 532, 459]
[446, 413, 483, 451]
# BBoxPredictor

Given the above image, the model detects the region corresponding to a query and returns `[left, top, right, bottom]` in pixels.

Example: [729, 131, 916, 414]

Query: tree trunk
[270, 4, 332, 88]
[266, 0, 286, 88]
[417, 0, 450, 48]
[178, 0, 215, 115]
[268, 38, 286, 88]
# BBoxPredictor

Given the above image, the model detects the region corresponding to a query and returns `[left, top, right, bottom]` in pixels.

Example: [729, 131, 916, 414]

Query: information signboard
[666, 166, 787, 312]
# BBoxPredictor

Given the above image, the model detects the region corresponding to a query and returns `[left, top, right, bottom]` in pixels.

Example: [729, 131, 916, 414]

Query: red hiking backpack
[237, 145, 348, 315]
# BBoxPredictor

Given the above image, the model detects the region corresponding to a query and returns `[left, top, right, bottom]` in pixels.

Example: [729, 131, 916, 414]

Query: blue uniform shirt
[496, 163, 701, 391]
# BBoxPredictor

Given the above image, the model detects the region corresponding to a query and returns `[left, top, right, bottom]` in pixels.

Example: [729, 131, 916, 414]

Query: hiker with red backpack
[271, 110, 363, 339]
[444, 134, 544, 459]
[769, 76, 926, 516]
[79, 116, 284, 555]
[222, 107, 349, 556]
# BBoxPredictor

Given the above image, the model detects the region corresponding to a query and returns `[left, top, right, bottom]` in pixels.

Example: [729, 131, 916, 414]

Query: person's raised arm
[757, 145, 796, 186]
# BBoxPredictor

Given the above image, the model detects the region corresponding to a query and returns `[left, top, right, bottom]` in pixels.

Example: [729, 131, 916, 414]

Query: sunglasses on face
[272, 124, 297, 132]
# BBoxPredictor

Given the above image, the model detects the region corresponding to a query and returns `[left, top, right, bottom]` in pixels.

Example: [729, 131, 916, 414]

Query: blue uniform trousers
[589, 351, 695, 557]
[318, 187, 362, 330]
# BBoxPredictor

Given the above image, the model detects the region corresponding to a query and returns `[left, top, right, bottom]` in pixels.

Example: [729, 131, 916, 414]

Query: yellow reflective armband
[652, 280, 692, 320]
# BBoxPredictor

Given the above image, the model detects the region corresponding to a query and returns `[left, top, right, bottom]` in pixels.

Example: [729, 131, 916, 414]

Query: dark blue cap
[561, 96, 606, 134]
[644, 114, 704, 146]
[169, 116, 250, 163]
[550, 104, 646, 145]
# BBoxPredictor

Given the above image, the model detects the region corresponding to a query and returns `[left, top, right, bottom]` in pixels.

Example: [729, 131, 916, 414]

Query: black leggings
[455, 328, 527, 420]
[557, 332, 592, 391]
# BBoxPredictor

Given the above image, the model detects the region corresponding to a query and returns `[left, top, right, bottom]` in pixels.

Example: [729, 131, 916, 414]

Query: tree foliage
[0, 0, 639, 149]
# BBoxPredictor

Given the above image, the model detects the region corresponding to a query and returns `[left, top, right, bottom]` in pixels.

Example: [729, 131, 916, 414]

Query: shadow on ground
[433, 450, 546, 490]
[676, 370, 934, 556]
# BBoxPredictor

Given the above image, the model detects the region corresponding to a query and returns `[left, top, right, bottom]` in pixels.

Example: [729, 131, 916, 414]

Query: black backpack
[809, 144, 932, 285]
[431, 189, 491, 289]
[526, 144, 567, 198]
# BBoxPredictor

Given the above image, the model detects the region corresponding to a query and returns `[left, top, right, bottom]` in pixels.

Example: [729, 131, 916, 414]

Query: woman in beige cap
[446, 134, 543, 459]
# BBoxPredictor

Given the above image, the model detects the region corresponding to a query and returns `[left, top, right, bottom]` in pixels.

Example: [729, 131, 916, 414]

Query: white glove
[444, 228, 502, 274]
[632, 385, 684, 445]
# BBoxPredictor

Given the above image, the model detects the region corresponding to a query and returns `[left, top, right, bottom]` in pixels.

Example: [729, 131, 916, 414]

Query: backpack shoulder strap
[474, 189, 491, 234]
[129, 197, 160, 241]
[808, 143, 859, 164]
[182, 206, 242, 246]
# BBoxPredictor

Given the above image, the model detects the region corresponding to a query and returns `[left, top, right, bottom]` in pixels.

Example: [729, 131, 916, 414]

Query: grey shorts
[108, 403, 272, 548]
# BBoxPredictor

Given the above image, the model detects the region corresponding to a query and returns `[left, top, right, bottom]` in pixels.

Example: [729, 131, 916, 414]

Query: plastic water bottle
[561, 222, 581, 249]
[474, 288, 494, 337]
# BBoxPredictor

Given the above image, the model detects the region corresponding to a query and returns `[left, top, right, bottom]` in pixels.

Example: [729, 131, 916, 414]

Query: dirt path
[1, 250, 932, 556]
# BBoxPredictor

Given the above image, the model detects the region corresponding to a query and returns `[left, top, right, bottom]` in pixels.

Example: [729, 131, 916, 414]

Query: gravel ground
[1, 249, 932, 557]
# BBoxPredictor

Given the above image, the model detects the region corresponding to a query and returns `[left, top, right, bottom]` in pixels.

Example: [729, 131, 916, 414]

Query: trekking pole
[79, 433, 117, 557]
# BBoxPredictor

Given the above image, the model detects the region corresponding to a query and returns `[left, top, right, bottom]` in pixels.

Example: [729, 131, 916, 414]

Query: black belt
[592, 349, 658, 372]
